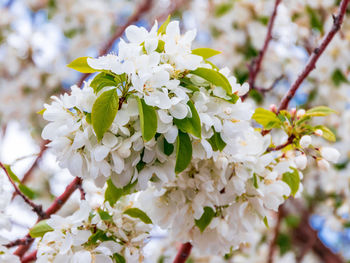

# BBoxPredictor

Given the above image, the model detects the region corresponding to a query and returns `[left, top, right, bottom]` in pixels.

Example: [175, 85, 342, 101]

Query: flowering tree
[0, 0, 350, 262]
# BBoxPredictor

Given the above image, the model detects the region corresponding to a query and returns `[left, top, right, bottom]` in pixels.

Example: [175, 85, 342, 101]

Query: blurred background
[1, 0, 350, 262]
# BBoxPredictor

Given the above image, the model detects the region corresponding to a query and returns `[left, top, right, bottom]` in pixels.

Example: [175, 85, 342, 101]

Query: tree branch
[21, 250, 37, 263]
[0, 162, 45, 218]
[267, 207, 284, 263]
[77, 0, 154, 87]
[13, 177, 82, 258]
[246, 0, 282, 98]
[266, 135, 295, 152]
[173, 242, 193, 263]
[278, 0, 350, 112]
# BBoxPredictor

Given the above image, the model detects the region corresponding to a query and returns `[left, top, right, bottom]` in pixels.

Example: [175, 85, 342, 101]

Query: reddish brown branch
[21, 140, 48, 184]
[5, 237, 33, 248]
[13, 177, 82, 258]
[246, 0, 282, 96]
[77, 0, 154, 87]
[173, 242, 193, 263]
[278, 0, 350, 112]
[0, 162, 45, 218]
[267, 207, 284, 263]
[21, 250, 37, 263]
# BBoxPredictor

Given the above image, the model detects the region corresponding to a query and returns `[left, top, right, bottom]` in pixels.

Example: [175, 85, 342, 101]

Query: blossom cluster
[37, 200, 151, 263]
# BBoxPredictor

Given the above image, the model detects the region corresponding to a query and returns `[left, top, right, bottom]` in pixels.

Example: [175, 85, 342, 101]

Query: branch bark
[267, 207, 284, 263]
[0, 162, 45, 218]
[13, 177, 82, 258]
[278, 0, 350, 112]
[173, 242, 193, 263]
[246, 0, 282, 98]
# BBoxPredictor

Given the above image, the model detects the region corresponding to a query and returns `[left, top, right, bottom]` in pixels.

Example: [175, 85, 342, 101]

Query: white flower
[300, 135, 312, 148]
[295, 154, 307, 170]
[319, 147, 340, 163]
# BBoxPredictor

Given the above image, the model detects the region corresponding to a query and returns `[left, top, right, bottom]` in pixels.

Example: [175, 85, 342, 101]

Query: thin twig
[4, 237, 33, 248]
[278, 0, 350, 112]
[13, 177, 82, 258]
[0, 162, 45, 218]
[21, 250, 37, 263]
[267, 207, 284, 263]
[245, 0, 282, 99]
[77, 0, 154, 87]
[21, 140, 48, 184]
[173, 242, 193, 263]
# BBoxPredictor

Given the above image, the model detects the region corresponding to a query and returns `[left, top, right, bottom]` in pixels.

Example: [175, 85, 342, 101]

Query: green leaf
[97, 209, 113, 222]
[158, 15, 171, 35]
[180, 77, 200, 92]
[332, 68, 348, 86]
[195, 207, 215, 232]
[314, 125, 336, 142]
[190, 67, 233, 95]
[305, 106, 337, 117]
[92, 88, 119, 141]
[277, 233, 291, 255]
[90, 72, 117, 93]
[113, 253, 126, 263]
[252, 108, 281, 129]
[253, 173, 259, 189]
[207, 129, 226, 151]
[282, 168, 300, 197]
[29, 220, 53, 238]
[123, 208, 152, 224]
[214, 2, 233, 17]
[37, 108, 46, 115]
[67, 57, 97, 73]
[136, 97, 157, 142]
[19, 184, 37, 200]
[3, 164, 20, 183]
[306, 6, 323, 33]
[175, 131, 192, 174]
[86, 229, 112, 246]
[163, 138, 174, 156]
[192, 48, 221, 59]
[156, 40, 165, 52]
[174, 101, 201, 138]
[263, 216, 269, 228]
[104, 179, 137, 206]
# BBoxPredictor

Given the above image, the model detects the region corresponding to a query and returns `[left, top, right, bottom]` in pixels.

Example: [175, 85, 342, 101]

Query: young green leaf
[314, 125, 336, 142]
[90, 72, 117, 93]
[92, 88, 119, 141]
[163, 138, 174, 156]
[97, 209, 113, 222]
[29, 220, 54, 238]
[158, 15, 171, 35]
[305, 106, 337, 117]
[175, 131, 192, 174]
[192, 48, 221, 59]
[113, 253, 126, 263]
[190, 67, 232, 95]
[67, 57, 97, 73]
[195, 206, 215, 232]
[252, 108, 281, 129]
[282, 168, 300, 197]
[174, 101, 201, 138]
[180, 77, 200, 92]
[37, 108, 46, 115]
[136, 97, 157, 141]
[19, 184, 37, 200]
[331, 68, 348, 86]
[104, 179, 137, 206]
[3, 164, 20, 183]
[207, 129, 226, 151]
[123, 208, 152, 224]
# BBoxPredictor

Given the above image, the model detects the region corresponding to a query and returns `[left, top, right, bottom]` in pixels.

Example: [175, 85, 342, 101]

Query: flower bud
[269, 104, 277, 113]
[314, 129, 323, 136]
[295, 154, 307, 170]
[320, 147, 340, 163]
[300, 135, 312, 148]
[290, 108, 297, 117]
[317, 158, 330, 170]
[296, 109, 306, 118]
